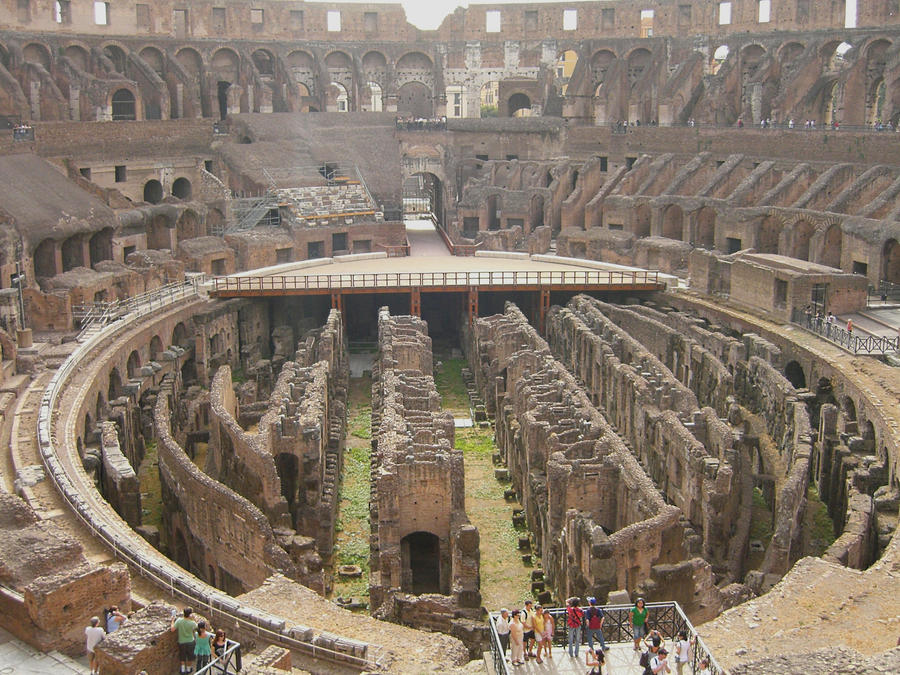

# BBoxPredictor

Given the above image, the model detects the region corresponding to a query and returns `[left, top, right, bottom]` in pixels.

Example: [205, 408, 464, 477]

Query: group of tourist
[84, 605, 230, 674]
[493, 597, 712, 675]
[395, 115, 448, 131]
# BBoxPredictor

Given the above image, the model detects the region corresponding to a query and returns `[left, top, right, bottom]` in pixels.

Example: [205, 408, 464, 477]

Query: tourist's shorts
[633, 624, 646, 640]
[523, 630, 535, 641]
[178, 641, 196, 660]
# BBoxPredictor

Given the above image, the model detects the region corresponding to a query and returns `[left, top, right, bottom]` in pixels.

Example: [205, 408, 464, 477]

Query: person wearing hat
[495, 608, 511, 660]
[650, 647, 671, 674]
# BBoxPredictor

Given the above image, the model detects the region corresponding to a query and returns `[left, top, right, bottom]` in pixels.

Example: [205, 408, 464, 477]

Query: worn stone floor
[496, 642, 658, 674]
[0, 626, 90, 674]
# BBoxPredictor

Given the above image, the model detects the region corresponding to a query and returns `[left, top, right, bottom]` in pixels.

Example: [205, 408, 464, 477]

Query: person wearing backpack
[585, 597, 608, 653]
[565, 597, 584, 658]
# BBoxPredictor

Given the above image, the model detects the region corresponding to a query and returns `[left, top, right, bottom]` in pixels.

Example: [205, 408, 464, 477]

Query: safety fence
[792, 308, 899, 355]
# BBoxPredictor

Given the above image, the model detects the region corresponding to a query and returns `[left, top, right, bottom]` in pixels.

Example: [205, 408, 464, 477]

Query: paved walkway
[500, 643, 654, 674]
[0, 626, 90, 673]
[406, 217, 451, 256]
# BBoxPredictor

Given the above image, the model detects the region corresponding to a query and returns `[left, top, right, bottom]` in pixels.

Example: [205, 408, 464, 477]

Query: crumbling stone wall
[369, 308, 481, 635]
[99, 420, 142, 528]
[468, 302, 727, 617]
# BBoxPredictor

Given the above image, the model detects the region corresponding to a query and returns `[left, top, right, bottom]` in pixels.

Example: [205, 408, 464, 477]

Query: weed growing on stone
[434, 357, 470, 414]
[138, 439, 165, 546]
[349, 406, 372, 439]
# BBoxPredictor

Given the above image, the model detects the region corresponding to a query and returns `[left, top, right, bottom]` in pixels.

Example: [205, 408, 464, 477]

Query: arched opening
[177, 210, 202, 241]
[784, 361, 807, 389]
[111, 89, 136, 121]
[397, 81, 432, 118]
[696, 207, 716, 249]
[826, 41, 853, 71]
[147, 214, 171, 249]
[362, 81, 382, 112]
[758, 216, 781, 254]
[95, 392, 106, 423]
[480, 81, 499, 117]
[89, 228, 113, 266]
[839, 395, 857, 422]
[33, 239, 57, 278]
[662, 205, 684, 240]
[172, 322, 189, 348]
[207, 209, 224, 236]
[173, 529, 190, 571]
[127, 350, 142, 379]
[508, 92, 532, 117]
[792, 220, 815, 261]
[778, 42, 805, 66]
[555, 49, 578, 95]
[403, 172, 443, 225]
[103, 45, 127, 73]
[591, 50, 616, 91]
[486, 194, 501, 230]
[108, 368, 123, 400]
[327, 82, 349, 112]
[275, 453, 299, 518]
[139, 46, 164, 75]
[150, 335, 163, 361]
[530, 194, 545, 231]
[820, 224, 843, 268]
[175, 48, 202, 76]
[61, 235, 84, 272]
[144, 180, 164, 204]
[251, 49, 274, 76]
[861, 419, 876, 451]
[627, 48, 652, 87]
[64, 45, 90, 71]
[822, 80, 841, 126]
[217, 81, 231, 120]
[634, 204, 651, 238]
[172, 177, 192, 200]
[401, 531, 441, 594]
[867, 78, 886, 126]
[882, 238, 900, 283]
[711, 45, 730, 75]
[23, 43, 52, 69]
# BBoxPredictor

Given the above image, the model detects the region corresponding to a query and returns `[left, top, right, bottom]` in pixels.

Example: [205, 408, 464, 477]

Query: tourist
[540, 607, 554, 659]
[509, 609, 525, 666]
[171, 607, 198, 674]
[698, 657, 711, 675]
[212, 629, 228, 669]
[532, 604, 545, 662]
[586, 646, 605, 674]
[85, 616, 105, 675]
[194, 620, 213, 672]
[631, 597, 648, 651]
[565, 596, 584, 658]
[106, 605, 126, 633]
[846, 318, 853, 335]
[673, 630, 691, 675]
[651, 647, 671, 674]
[521, 599, 536, 658]
[644, 624, 665, 654]
[585, 596, 608, 652]
[804, 304, 812, 328]
[495, 608, 511, 659]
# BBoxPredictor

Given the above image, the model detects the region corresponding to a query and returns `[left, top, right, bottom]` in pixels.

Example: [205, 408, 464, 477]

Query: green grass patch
[434, 357, 471, 413]
[805, 486, 837, 556]
[349, 406, 372, 439]
[137, 440, 165, 545]
[456, 428, 495, 459]
[749, 487, 774, 544]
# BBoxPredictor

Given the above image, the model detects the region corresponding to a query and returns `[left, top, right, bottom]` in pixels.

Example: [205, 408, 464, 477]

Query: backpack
[639, 650, 651, 668]
[102, 608, 111, 634]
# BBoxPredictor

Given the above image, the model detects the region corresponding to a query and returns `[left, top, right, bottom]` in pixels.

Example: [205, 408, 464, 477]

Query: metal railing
[868, 280, 900, 304]
[212, 269, 662, 294]
[195, 639, 241, 674]
[36, 283, 384, 671]
[489, 602, 724, 675]
[792, 309, 900, 354]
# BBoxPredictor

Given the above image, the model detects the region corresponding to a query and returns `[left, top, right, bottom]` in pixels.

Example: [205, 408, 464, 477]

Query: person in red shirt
[565, 597, 584, 658]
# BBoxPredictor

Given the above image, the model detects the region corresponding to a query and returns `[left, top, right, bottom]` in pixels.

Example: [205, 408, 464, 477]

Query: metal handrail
[489, 602, 725, 675]
[195, 639, 241, 674]
[211, 269, 662, 294]
[793, 309, 900, 354]
[35, 283, 384, 671]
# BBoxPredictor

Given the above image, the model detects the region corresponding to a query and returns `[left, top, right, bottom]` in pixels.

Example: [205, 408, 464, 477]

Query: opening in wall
[726, 237, 742, 253]
[852, 261, 868, 275]
[114, 165, 126, 182]
[486, 9, 501, 32]
[774, 278, 788, 307]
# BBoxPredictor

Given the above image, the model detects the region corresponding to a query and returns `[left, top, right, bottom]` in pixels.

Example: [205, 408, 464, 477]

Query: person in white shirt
[495, 609, 511, 660]
[673, 630, 691, 675]
[85, 616, 105, 675]
[651, 648, 671, 674]
[698, 657, 711, 675]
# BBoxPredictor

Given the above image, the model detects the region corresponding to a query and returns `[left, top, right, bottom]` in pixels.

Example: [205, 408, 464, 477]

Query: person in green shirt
[171, 607, 198, 674]
[194, 620, 213, 672]
[631, 597, 649, 652]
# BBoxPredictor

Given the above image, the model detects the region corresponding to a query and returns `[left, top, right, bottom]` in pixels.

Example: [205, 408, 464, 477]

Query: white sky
[309, 0, 575, 31]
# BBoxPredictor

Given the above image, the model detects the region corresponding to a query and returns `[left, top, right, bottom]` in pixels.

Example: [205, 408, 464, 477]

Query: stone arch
[327, 81, 349, 112]
[144, 180, 164, 204]
[176, 209, 202, 241]
[207, 208, 224, 236]
[758, 215, 782, 253]
[861, 419, 877, 450]
[33, 239, 57, 278]
[867, 78, 886, 125]
[662, 204, 684, 240]
[626, 48, 652, 87]
[148, 213, 172, 248]
[324, 50, 352, 70]
[103, 44, 127, 73]
[210, 48, 240, 80]
[398, 81, 432, 117]
[23, 43, 52, 69]
[696, 206, 716, 248]
[401, 531, 441, 594]
[251, 49, 274, 75]
[823, 41, 853, 71]
[61, 235, 84, 272]
[111, 88, 136, 120]
[362, 50, 387, 84]
[711, 45, 730, 75]
[784, 360, 806, 389]
[108, 368, 123, 400]
[791, 219, 815, 261]
[64, 45, 90, 71]
[362, 81, 382, 112]
[508, 92, 532, 117]
[839, 395, 857, 421]
[864, 38, 891, 64]
[175, 47, 202, 76]
[172, 177, 192, 200]
[778, 41, 805, 65]
[396, 51, 433, 72]
[882, 238, 900, 283]
[530, 194, 545, 231]
[591, 49, 617, 89]
[634, 203, 651, 238]
[89, 228, 113, 266]
[127, 349, 141, 378]
[820, 224, 843, 268]
[149, 335, 164, 360]
[172, 322, 189, 347]
[139, 46, 165, 75]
